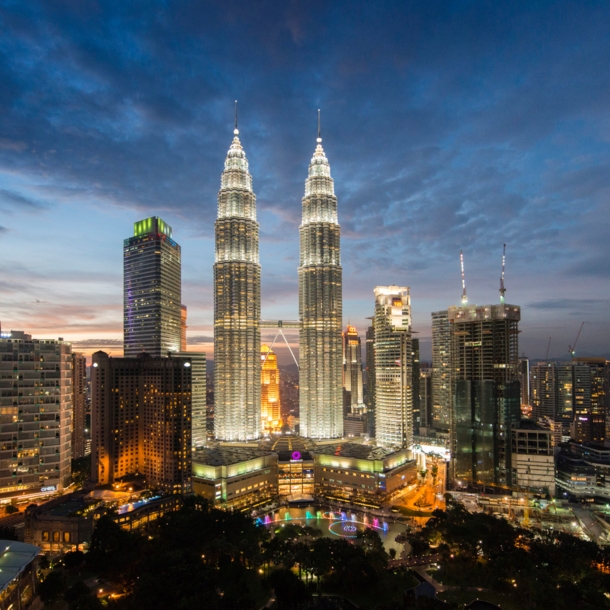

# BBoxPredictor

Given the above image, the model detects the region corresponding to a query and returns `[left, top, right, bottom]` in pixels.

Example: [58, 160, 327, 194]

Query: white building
[373, 286, 413, 449]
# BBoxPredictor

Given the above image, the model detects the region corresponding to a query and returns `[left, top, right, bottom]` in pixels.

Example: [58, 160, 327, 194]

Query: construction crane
[545, 337, 552, 360]
[499, 244, 506, 303]
[460, 250, 467, 305]
[569, 322, 585, 359]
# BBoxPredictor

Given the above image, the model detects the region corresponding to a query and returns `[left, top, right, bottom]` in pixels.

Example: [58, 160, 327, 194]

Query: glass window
[63, 532, 70, 543]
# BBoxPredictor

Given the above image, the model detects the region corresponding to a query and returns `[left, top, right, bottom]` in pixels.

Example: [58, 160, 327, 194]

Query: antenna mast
[460, 250, 467, 305]
[500, 243, 506, 303]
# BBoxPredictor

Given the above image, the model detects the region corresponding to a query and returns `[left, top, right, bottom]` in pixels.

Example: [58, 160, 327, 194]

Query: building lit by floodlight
[261, 345, 281, 433]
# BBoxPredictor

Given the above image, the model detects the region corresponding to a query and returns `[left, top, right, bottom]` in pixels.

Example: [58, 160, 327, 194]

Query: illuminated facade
[72, 352, 87, 460]
[342, 326, 364, 410]
[261, 345, 281, 433]
[180, 305, 187, 351]
[192, 447, 278, 509]
[449, 303, 521, 487]
[0, 331, 72, 500]
[373, 287, 413, 449]
[91, 352, 192, 495]
[124, 217, 181, 357]
[178, 351, 206, 448]
[214, 128, 261, 441]
[298, 130, 343, 439]
[431, 310, 451, 430]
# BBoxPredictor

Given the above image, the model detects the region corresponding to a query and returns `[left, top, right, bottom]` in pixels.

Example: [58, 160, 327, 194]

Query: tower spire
[460, 250, 468, 305]
[317, 109, 321, 143]
[234, 100, 238, 135]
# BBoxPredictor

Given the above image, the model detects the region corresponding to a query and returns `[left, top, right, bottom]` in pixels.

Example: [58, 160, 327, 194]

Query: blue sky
[1, 0, 609, 362]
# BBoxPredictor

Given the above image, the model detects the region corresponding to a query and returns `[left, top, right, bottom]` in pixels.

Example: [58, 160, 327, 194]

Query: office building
[213, 127, 261, 441]
[298, 126, 343, 439]
[373, 286, 413, 449]
[431, 310, 451, 430]
[180, 305, 187, 351]
[0, 331, 72, 500]
[91, 352, 192, 495]
[365, 324, 376, 437]
[261, 345, 281, 434]
[556, 441, 610, 501]
[72, 352, 87, 460]
[124, 217, 181, 357]
[572, 358, 607, 443]
[450, 303, 521, 487]
[178, 351, 206, 449]
[342, 325, 364, 412]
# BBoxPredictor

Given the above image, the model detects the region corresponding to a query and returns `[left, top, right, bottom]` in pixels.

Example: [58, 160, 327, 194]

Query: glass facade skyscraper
[298, 131, 343, 439]
[123, 217, 181, 357]
[213, 128, 261, 441]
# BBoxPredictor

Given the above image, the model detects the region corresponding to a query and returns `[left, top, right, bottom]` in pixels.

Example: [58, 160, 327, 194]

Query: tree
[38, 570, 67, 605]
[267, 568, 310, 610]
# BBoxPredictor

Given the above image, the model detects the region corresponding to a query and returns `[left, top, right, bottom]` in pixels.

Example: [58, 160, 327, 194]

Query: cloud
[187, 335, 214, 345]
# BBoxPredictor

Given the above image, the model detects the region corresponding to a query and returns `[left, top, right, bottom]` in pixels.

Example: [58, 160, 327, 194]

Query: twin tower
[213, 120, 342, 442]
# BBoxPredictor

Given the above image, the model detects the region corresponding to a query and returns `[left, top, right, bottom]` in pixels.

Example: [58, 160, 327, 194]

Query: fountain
[373, 518, 379, 528]
[316, 511, 322, 520]
[264, 515, 271, 525]
[284, 512, 292, 521]
[306, 511, 314, 520]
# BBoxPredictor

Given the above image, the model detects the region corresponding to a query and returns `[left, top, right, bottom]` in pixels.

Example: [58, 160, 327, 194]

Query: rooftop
[0, 541, 40, 592]
[193, 446, 276, 467]
[312, 443, 402, 461]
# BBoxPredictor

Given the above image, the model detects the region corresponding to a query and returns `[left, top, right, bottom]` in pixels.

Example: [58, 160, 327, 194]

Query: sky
[1, 0, 610, 364]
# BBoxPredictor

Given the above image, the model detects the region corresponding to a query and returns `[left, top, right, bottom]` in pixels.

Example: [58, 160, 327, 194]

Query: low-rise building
[192, 447, 278, 510]
[511, 422, 555, 495]
[556, 442, 610, 501]
[313, 444, 416, 507]
[0, 541, 39, 610]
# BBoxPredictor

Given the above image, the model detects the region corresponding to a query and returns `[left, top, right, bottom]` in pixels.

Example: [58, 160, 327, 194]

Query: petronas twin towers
[213, 117, 342, 441]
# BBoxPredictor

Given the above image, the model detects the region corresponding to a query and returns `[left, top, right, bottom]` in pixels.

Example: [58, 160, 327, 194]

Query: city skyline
[2, 2, 610, 362]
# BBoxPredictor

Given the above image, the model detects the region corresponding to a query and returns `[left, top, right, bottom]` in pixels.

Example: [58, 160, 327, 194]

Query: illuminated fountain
[284, 512, 292, 521]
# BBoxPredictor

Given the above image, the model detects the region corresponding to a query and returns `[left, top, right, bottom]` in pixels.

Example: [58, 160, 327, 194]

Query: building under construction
[450, 303, 521, 487]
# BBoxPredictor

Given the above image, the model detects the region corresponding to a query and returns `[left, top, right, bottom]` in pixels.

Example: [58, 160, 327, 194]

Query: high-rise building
[91, 352, 192, 494]
[298, 126, 343, 439]
[373, 286, 413, 449]
[213, 126, 261, 441]
[178, 351, 206, 449]
[180, 305, 188, 352]
[124, 217, 181, 357]
[571, 358, 606, 443]
[71, 353, 87, 460]
[431, 310, 451, 431]
[449, 303, 521, 487]
[518, 357, 530, 408]
[261, 345, 281, 434]
[411, 338, 421, 433]
[365, 323, 376, 437]
[0, 331, 72, 500]
[530, 362, 558, 421]
[342, 326, 364, 412]
[419, 368, 433, 430]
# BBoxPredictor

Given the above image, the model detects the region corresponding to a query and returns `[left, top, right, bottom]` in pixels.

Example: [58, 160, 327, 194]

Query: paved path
[412, 566, 455, 593]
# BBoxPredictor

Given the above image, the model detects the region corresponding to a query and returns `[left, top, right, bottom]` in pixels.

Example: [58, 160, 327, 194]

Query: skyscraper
[177, 351, 206, 449]
[342, 325, 364, 411]
[213, 125, 261, 441]
[365, 323, 376, 437]
[180, 305, 188, 352]
[449, 303, 521, 487]
[91, 352, 192, 494]
[124, 217, 181, 357]
[261, 345, 281, 433]
[373, 286, 413, 449]
[298, 122, 343, 439]
[530, 362, 558, 421]
[431, 310, 451, 430]
[412, 338, 421, 433]
[72, 352, 87, 460]
[0, 331, 72, 500]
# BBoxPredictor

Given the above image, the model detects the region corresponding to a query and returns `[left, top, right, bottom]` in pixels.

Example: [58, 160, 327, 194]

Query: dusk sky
[1, 1, 609, 363]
